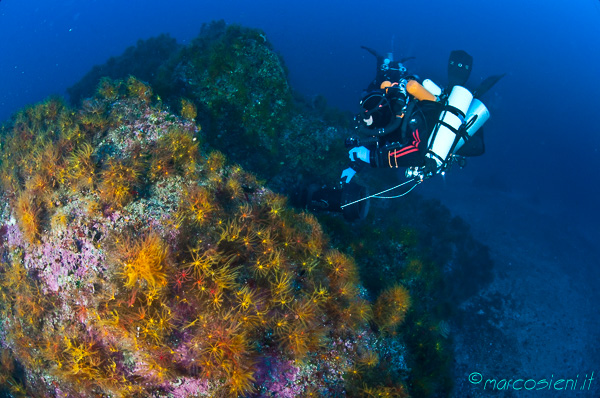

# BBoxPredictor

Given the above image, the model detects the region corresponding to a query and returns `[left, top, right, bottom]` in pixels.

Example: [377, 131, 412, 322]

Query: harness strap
[400, 100, 416, 143]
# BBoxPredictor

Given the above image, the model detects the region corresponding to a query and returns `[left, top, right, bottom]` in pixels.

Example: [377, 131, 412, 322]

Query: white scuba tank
[427, 85, 473, 167]
[453, 98, 490, 152]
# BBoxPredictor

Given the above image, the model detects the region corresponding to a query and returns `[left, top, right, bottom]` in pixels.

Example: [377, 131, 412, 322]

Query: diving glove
[348, 146, 370, 164]
[340, 167, 356, 184]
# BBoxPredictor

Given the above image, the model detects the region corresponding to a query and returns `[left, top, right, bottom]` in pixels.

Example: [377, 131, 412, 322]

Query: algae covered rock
[67, 20, 348, 189]
[157, 21, 292, 147]
[0, 79, 409, 397]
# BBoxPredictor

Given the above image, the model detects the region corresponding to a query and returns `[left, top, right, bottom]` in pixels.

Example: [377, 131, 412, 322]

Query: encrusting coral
[0, 77, 410, 397]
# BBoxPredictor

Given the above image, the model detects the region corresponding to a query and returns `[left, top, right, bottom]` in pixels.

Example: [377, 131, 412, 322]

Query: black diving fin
[473, 73, 506, 98]
[447, 50, 473, 87]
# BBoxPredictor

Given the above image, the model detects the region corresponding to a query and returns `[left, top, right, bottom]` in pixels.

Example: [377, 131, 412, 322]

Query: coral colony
[0, 78, 412, 397]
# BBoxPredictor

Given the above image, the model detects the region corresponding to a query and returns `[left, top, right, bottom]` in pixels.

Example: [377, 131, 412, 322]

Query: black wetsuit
[350, 99, 442, 173]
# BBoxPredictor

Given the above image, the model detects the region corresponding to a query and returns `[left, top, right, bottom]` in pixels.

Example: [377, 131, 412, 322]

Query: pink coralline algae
[24, 224, 105, 293]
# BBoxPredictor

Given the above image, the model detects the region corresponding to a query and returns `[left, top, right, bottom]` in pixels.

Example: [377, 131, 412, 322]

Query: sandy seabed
[419, 177, 600, 398]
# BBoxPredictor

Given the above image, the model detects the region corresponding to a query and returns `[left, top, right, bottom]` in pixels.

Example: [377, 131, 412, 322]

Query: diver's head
[359, 91, 392, 129]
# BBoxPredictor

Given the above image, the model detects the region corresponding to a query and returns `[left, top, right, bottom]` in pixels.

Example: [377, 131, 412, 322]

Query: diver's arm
[370, 128, 427, 168]
[364, 101, 405, 137]
[377, 112, 403, 136]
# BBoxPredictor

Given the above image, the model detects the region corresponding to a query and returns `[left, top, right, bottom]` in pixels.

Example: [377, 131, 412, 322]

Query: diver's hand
[340, 168, 356, 184]
[348, 146, 370, 163]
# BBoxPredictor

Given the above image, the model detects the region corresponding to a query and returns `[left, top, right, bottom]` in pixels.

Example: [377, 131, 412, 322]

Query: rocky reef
[0, 21, 494, 398]
[0, 79, 413, 397]
[67, 20, 350, 190]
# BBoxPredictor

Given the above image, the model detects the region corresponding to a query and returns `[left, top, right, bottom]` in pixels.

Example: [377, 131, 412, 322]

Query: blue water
[2, 0, 600, 222]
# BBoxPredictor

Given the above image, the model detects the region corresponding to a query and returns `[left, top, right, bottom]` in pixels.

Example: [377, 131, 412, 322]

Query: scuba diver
[304, 50, 504, 221]
[341, 81, 442, 184]
[361, 45, 416, 92]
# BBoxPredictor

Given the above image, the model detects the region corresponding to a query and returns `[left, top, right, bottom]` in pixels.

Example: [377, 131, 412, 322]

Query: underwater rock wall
[0, 79, 412, 397]
[67, 20, 349, 189]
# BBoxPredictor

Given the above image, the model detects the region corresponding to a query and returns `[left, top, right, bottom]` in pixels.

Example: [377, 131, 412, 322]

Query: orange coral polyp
[15, 191, 41, 244]
[373, 284, 412, 333]
[119, 233, 169, 290]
